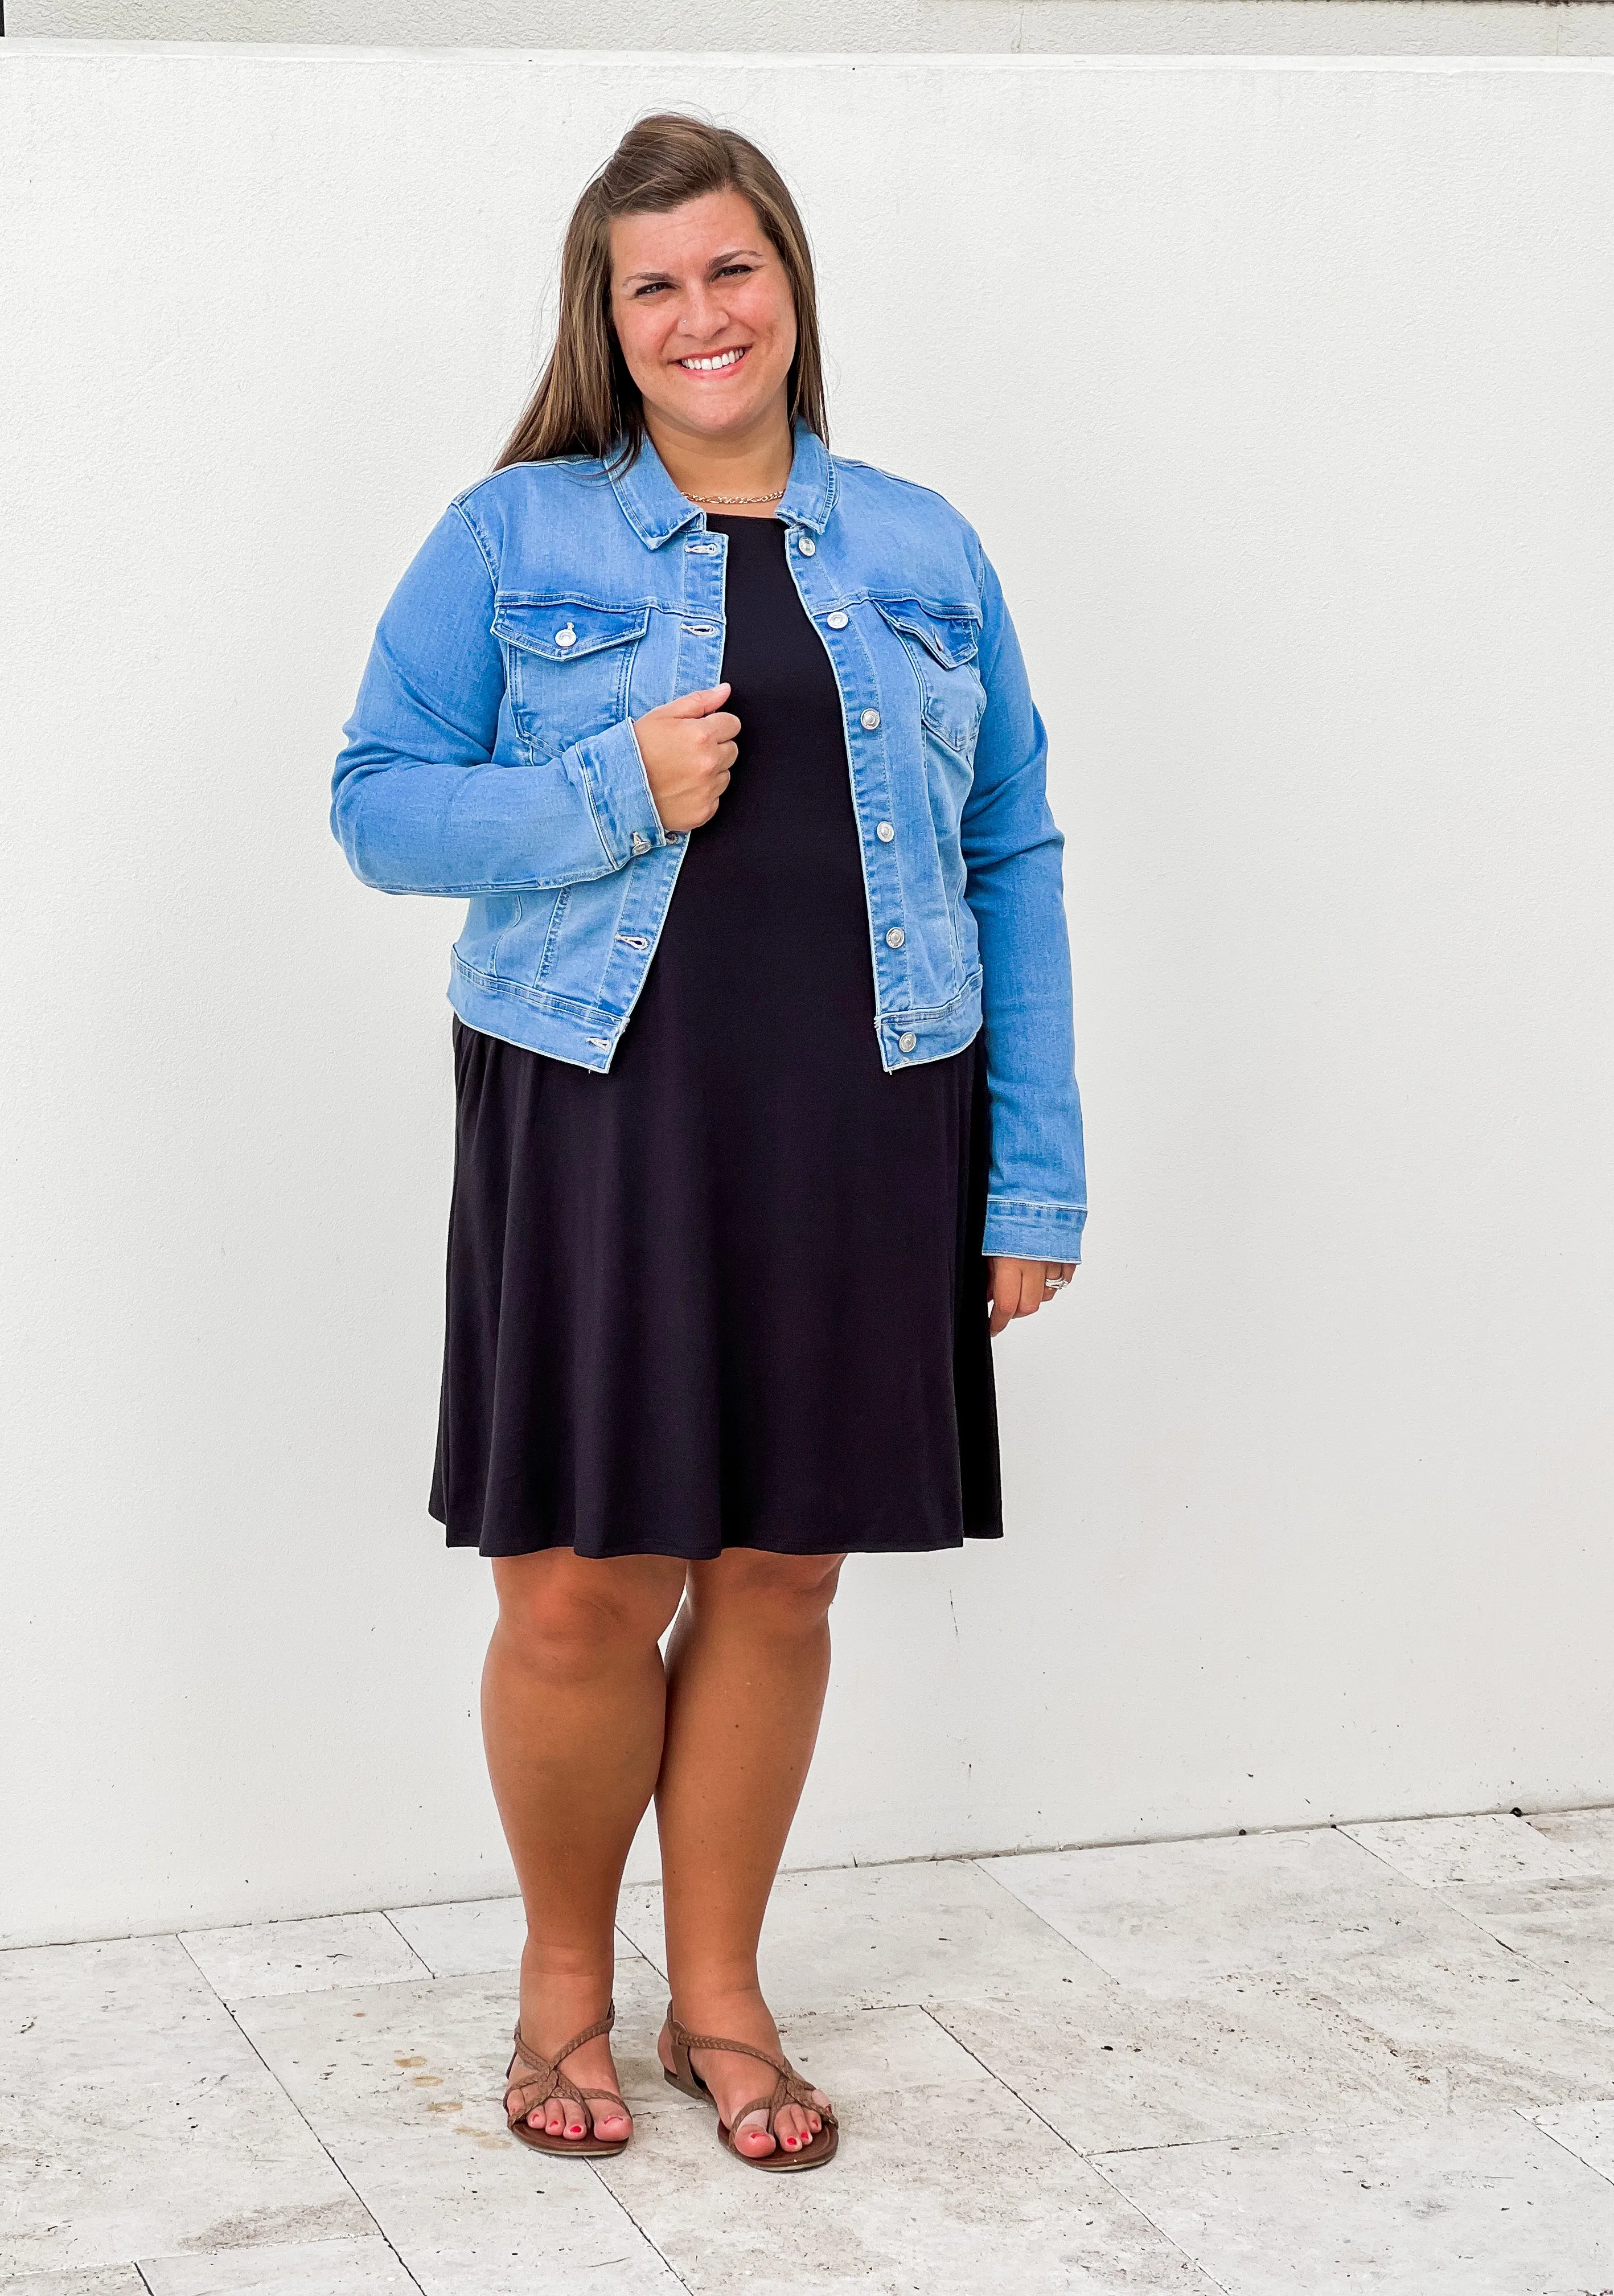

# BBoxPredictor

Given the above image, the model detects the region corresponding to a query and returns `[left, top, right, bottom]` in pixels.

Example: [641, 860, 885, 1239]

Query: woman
[331, 113, 1085, 2174]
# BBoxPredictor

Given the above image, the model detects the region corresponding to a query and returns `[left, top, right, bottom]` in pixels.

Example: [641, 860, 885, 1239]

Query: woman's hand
[986, 1257, 1077, 1338]
[634, 683, 741, 834]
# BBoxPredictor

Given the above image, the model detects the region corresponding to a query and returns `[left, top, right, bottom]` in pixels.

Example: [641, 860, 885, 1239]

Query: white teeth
[679, 347, 746, 372]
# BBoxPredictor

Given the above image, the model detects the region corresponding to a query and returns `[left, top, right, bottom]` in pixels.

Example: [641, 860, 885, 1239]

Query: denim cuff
[981, 1201, 1086, 1263]
[573, 716, 670, 869]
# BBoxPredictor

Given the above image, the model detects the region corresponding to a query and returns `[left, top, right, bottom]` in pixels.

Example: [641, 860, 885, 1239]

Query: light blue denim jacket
[331, 420, 1086, 1263]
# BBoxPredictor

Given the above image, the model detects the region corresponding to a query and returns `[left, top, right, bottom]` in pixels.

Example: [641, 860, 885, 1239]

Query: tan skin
[490, 187, 1075, 2160]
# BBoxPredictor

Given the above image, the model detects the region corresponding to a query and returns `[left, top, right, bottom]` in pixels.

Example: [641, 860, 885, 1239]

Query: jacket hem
[451, 953, 993, 1080]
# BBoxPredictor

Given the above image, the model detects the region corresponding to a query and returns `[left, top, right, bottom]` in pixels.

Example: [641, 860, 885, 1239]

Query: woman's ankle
[667, 1974, 774, 2031]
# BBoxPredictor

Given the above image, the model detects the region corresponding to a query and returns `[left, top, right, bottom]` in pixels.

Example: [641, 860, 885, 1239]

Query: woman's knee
[687, 1549, 846, 1634]
[491, 1551, 684, 1678]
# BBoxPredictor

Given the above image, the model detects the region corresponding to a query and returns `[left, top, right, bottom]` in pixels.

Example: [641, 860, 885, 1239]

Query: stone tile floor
[7, 1809, 1614, 2292]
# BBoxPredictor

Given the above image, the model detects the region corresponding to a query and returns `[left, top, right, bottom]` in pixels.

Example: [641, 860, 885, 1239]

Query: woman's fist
[633, 683, 741, 834]
[986, 1258, 1077, 1339]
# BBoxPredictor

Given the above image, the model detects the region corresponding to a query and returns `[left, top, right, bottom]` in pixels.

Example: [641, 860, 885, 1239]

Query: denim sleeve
[962, 548, 1089, 1264]
[330, 502, 666, 895]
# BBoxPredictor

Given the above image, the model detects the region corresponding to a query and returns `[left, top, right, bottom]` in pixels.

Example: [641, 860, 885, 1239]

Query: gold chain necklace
[684, 483, 787, 506]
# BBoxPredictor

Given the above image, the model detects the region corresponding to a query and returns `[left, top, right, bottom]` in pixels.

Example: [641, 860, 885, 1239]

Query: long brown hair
[492, 112, 827, 475]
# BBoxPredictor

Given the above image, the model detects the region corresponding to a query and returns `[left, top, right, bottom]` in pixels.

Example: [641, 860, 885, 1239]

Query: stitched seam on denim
[451, 499, 499, 589]
[880, 967, 982, 1025]
[987, 1201, 1087, 1217]
[488, 891, 523, 974]
[453, 952, 618, 1023]
[574, 739, 618, 869]
[495, 592, 658, 613]
[536, 885, 570, 983]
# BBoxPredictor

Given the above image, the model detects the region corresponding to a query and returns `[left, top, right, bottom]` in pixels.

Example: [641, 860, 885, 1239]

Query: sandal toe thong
[503, 2000, 631, 2156]
[662, 2003, 839, 2172]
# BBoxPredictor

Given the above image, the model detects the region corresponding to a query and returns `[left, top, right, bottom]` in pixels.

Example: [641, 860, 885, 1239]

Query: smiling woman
[330, 110, 1085, 2186]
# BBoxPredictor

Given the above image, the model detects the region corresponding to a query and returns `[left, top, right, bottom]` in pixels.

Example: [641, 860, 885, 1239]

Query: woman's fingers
[987, 1256, 1077, 1335]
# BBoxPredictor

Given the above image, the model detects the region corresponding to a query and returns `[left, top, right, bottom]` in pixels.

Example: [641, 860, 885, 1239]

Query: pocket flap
[872, 597, 982, 669]
[493, 597, 651, 662]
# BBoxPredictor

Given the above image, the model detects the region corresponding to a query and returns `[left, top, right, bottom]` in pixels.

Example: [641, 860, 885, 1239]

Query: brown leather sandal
[662, 2004, 839, 2171]
[503, 2001, 631, 2156]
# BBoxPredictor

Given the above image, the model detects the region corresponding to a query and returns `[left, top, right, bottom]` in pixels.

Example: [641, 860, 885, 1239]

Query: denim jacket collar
[607, 416, 837, 547]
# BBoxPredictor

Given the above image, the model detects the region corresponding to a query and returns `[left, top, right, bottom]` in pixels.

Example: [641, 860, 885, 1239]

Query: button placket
[677, 519, 727, 716]
[786, 532, 911, 1076]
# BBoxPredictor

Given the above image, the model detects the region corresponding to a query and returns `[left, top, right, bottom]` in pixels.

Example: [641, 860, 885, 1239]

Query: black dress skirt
[428, 512, 1002, 1560]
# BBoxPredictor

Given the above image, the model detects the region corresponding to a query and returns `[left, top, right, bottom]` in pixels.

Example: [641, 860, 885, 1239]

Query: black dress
[428, 513, 1001, 1560]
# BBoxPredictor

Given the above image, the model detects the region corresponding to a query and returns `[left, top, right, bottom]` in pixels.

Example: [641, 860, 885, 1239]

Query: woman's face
[609, 189, 798, 447]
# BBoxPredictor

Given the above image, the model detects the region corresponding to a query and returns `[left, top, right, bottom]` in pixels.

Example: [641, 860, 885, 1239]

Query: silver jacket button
[876, 820, 895, 841]
[555, 624, 577, 648]
[860, 708, 881, 731]
[885, 926, 905, 948]
[631, 830, 651, 854]
[826, 610, 848, 629]
[797, 535, 816, 555]
[898, 1031, 917, 1052]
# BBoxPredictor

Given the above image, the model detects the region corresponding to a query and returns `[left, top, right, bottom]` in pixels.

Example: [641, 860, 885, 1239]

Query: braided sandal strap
[506, 2003, 625, 2129]
[670, 2018, 837, 2135]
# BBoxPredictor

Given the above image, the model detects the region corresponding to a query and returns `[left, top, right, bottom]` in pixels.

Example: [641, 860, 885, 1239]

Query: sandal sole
[663, 2067, 838, 2171]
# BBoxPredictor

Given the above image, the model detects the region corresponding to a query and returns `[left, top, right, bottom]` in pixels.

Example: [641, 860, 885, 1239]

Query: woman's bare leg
[654, 1549, 845, 2158]
[484, 1548, 686, 2140]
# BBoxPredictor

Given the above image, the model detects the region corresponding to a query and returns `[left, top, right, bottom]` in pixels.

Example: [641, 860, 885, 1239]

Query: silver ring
[1043, 1273, 1069, 1292]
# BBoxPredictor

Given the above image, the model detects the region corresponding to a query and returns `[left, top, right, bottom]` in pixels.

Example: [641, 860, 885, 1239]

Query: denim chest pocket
[492, 595, 651, 752]
[872, 597, 987, 758]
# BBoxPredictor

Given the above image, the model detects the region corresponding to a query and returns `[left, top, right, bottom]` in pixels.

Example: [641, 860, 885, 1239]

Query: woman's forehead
[610, 191, 766, 279]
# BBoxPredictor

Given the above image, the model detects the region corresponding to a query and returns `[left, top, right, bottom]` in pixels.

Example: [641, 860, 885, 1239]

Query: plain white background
[3, 42, 1611, 1948]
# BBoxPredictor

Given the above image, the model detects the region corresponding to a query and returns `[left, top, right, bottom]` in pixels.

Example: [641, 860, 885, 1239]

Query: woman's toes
[595, 2107, 631, 2139]
[733, 2109, 777, 2156]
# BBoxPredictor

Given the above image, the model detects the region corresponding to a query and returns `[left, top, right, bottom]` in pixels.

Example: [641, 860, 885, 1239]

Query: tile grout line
[377, 1906, 439, 1982]
[965, 1854, 1128, 1987]
[171, 1932, 428, 2296]
[1077, 2148, 1237, 2296]
[618, 1918, 669, 1985]
[1518, 2104, 1614, 2194]
[1341, 1846, 1614, 2034]
[584, 2161, 696, 2294]
[1124, 1817, 1614, 2044]
[915, 2004, 1236, 2296]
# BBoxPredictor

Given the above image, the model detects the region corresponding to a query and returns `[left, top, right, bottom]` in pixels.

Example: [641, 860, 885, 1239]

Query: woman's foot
[508, 1966, 633, 2143]
[658, 1991, 831, 2159]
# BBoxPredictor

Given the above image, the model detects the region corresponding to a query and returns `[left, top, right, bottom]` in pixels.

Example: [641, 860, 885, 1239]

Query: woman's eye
[716, 264, 755, 279]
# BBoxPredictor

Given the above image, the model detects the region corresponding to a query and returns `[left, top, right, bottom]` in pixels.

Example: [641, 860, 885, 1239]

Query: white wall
[15, 2, 1614, 58]
[3, 43, 1612, 1948]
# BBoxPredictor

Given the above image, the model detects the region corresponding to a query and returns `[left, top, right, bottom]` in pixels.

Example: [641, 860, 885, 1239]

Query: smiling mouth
[676, 346, 748, 374]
